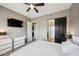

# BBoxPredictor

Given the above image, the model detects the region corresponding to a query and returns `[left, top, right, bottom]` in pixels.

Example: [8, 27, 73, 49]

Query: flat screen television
[8, 18, 23, 27]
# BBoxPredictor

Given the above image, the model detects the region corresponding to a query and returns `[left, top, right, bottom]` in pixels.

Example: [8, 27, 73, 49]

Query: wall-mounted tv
[8, 18, 23, 28]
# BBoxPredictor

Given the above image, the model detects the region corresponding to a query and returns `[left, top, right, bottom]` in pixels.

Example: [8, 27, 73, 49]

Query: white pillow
[72, 35, 79, 45]
[62, 40, 79, 54]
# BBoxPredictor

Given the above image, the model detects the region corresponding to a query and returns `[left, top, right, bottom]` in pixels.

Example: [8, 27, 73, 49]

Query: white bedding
[62, 39, 79, 54]
[65, 48, 79, 56]
[10, 40, 63, 56]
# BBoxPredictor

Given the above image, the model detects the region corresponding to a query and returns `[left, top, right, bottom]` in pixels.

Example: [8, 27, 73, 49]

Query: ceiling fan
[24, 3, 45, 13]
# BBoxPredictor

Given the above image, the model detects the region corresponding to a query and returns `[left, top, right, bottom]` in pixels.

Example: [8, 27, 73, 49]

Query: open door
[48, 20, 55, 42]
[32, 23, 36, 41]
[27, 22, 32, 42]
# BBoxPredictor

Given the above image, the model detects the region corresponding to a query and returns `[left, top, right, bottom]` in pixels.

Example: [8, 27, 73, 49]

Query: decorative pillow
[72, 35, 79, 45]
[62, 39, 79, 54]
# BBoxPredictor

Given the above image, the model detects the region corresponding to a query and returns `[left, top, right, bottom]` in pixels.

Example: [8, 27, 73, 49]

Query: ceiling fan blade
[26, 7, 31, 12]
[34, 3, 44, 6]
[34, 7, 39, 13]
[24, 3, 30, 5]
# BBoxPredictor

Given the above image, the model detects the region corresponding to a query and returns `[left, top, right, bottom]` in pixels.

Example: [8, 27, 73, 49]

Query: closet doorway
[48, 20, 55, 42]
[48, 17, 66, 43]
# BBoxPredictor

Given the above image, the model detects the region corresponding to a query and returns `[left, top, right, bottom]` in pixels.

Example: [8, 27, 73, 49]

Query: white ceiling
[0, 3, 72, 18]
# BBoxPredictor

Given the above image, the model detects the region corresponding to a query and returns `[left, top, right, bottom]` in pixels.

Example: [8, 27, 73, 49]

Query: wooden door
[55, 17, 66, 43]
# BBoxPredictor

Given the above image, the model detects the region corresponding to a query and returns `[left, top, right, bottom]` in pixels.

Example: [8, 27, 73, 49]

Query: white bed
[66, 48, 79, 56]
[65, 35, 79, 56]
[10, 40, 63, 56]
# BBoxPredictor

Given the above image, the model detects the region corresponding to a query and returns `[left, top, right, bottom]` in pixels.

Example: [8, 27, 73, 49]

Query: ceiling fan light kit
[30, 4, 34, 9]
[24, 3, 45, 13]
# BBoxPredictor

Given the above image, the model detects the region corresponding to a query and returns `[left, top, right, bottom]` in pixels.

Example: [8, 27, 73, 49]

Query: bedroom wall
[70, 3, 79, 35]
[0, 5, 31, 38]
[31, 9, 70, 41]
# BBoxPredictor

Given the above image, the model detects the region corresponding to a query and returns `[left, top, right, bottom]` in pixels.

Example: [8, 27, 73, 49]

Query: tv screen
[8, 18, 23, 27]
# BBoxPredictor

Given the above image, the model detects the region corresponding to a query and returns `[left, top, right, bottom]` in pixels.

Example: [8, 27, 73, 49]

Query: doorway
[48, 20, 55, 42]
[32, 23, 36, 41]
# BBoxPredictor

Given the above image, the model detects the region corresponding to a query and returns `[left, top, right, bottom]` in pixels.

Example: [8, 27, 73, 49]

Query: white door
[27, 22, 32, 42]
[48, 20, 55, 42]
[50, 26, 55, 41]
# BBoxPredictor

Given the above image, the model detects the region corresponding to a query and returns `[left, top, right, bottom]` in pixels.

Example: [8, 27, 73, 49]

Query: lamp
[0, 28, 7, 39]
[66, 33, 72, 39]
[0, 31, 7, 39]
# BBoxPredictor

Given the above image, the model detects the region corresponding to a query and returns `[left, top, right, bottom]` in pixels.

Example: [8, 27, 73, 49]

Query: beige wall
[0, 5, 31, 38]
[70, 3, 79, 35]
[32, 18, 48, 40]
[31, 9, 70, 40]
[0, 4, 74, 40]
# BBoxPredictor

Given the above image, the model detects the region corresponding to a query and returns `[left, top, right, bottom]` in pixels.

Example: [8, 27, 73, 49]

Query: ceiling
[0, 3, 72, 18]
